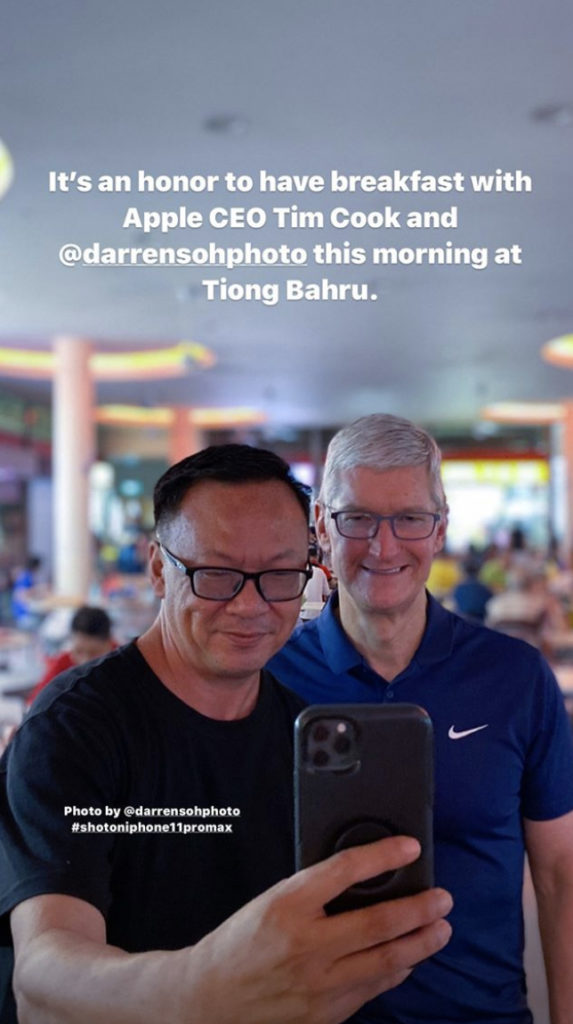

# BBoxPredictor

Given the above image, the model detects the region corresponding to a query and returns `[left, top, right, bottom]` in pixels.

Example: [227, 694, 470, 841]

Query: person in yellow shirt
[426, 547, 461, 600]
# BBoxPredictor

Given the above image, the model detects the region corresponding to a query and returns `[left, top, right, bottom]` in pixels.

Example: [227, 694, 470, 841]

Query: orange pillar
[52, 337, 95, 598]
[168, 408, 204, 465]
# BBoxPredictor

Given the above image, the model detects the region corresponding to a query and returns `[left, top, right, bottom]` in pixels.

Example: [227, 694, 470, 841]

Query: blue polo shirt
[269, 593, 573, 1024]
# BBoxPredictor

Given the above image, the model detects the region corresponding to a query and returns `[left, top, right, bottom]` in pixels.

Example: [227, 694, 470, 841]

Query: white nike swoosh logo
[448, 724, 489, 740]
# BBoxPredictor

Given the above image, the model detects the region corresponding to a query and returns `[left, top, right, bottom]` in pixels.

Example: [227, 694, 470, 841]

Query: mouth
[224, 631, 268, 646]
[361, 564, 407, 576]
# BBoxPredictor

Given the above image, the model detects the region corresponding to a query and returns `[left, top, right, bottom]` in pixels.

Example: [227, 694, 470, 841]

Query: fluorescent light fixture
[96, 406, 174, 426]
[480, 401, 565, 424]
[96, 405, 267, 428]
[541, 334, 573, 368]
[189, 408, 266, 428]
[0, 341, 215, 380]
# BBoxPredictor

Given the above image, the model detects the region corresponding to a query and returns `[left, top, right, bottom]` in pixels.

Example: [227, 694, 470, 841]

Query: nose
[227, 577, 269, 614]
[368, 518, 401, 556]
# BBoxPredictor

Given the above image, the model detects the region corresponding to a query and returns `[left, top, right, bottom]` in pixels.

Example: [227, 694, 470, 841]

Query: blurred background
[1, 3, 573, 1014]
[1, 0, 573, 591]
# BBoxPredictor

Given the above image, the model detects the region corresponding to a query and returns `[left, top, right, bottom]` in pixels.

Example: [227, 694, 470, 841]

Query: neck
[338, 588, 428, 682]
[136, 621, 260, 721]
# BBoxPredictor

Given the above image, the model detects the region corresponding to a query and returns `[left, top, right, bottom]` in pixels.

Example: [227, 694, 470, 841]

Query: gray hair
[318, 413, 446, 509]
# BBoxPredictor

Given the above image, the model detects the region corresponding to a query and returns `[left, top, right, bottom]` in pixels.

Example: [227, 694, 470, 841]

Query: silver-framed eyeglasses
[160, 544, 312, 602]
[329, 509, 442, 541]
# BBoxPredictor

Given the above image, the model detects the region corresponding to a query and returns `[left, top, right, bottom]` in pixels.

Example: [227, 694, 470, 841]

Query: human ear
[433, 508, 449, 555]
[315, 502, 331, 555]
[148, 540, 167, 598]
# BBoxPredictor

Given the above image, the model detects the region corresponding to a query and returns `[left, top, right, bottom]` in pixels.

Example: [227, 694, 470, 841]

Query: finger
[320, 919, 452, 1022]
[289, 835, 422, 909]
[318, 886, 453, 959]
[332, 916, 453, 992]
[325, 970, 413, 1024]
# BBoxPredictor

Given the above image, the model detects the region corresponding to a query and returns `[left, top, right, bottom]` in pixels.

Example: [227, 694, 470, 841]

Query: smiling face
[149, 478, 309, 690]
[317, 464, 446, 623]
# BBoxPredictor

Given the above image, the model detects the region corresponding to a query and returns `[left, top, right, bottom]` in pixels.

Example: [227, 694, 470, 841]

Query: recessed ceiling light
[175, 283, 204, 303]
[530, 103, 573, 126]
[202, 114, 250, 136]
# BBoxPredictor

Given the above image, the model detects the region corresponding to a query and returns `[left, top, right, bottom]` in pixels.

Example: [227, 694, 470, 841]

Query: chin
[214, 644, 272, 674]
[350, 580, 419, 613]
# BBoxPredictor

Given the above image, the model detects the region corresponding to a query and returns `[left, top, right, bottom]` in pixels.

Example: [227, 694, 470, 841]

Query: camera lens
[312, 749, 330, 767]
[312, 723, 330, 742]
[333, 734, 351, 754]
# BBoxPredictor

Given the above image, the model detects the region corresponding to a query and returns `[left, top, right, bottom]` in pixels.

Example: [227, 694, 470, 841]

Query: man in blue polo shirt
[269, 413, 573, 1024]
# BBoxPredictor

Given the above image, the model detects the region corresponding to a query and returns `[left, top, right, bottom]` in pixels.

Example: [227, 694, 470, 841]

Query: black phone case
[294, 703, 434, 914]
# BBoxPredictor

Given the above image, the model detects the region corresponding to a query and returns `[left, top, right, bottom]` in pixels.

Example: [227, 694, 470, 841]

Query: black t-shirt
[0, 643, 305, 952]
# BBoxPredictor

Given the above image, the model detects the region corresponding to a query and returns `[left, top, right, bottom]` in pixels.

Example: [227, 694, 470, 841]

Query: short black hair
[154, 444, 311, 534]
[70, 606, 113, 638]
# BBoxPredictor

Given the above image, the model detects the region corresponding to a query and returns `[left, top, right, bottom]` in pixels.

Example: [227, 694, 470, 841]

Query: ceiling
[1, 0, 573, 439]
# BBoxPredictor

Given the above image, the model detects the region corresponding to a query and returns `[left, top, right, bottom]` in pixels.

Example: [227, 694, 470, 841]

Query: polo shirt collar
[413, 592, 456, 668]
[316, 592, 362, 674]
[316, 590, 455, 676]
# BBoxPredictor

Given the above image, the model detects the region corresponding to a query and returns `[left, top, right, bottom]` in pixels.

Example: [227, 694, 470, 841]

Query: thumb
[288, 835, 421, 910]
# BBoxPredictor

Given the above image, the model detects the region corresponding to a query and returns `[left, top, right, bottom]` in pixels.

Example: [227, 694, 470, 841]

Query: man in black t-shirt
[0, 445, 452, 1024]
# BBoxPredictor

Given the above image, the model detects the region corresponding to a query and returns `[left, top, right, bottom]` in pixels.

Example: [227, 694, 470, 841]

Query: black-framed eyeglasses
[329, 509, 442, 541]
[159, 544, 312, 602]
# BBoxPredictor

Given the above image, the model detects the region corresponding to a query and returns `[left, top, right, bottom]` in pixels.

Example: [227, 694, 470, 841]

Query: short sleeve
[0, 700, 123, 932]
[521, 661, 573, 821]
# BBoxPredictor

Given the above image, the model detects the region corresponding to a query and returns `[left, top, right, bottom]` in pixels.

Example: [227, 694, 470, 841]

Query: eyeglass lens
[192, 568, 308, 601]
[333, 511, 437, 539]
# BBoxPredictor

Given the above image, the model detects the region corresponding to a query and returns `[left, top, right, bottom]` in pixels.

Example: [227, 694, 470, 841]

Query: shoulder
[2, 644, 156, 800]
[454, 613, 547, 666]
[435, 596, 542, 656]
[15, 643, 148, 760]
[28, 642, 142, 712]
[426, 597, 556, 695]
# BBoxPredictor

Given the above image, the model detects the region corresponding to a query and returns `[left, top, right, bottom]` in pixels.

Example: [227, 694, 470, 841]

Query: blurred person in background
[486, 570, 569, 654]
[308, 527, 335, 583]
[450, 557, 493, 623]
[300, 539, 331, 620]
[478, 542, 510, 593]
[25, 605, 115, 707]
[0, 608, 116, 758]
[508, 525, 537, 575]
[426, 545, 461, 601]
[9, 557, 46, 629]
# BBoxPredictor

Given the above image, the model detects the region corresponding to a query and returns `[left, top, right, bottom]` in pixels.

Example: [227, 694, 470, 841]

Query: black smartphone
[294, 703, 434, 914]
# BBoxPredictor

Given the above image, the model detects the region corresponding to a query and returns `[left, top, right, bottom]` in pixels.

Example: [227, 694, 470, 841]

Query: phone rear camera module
[304, 715, 360, 773]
